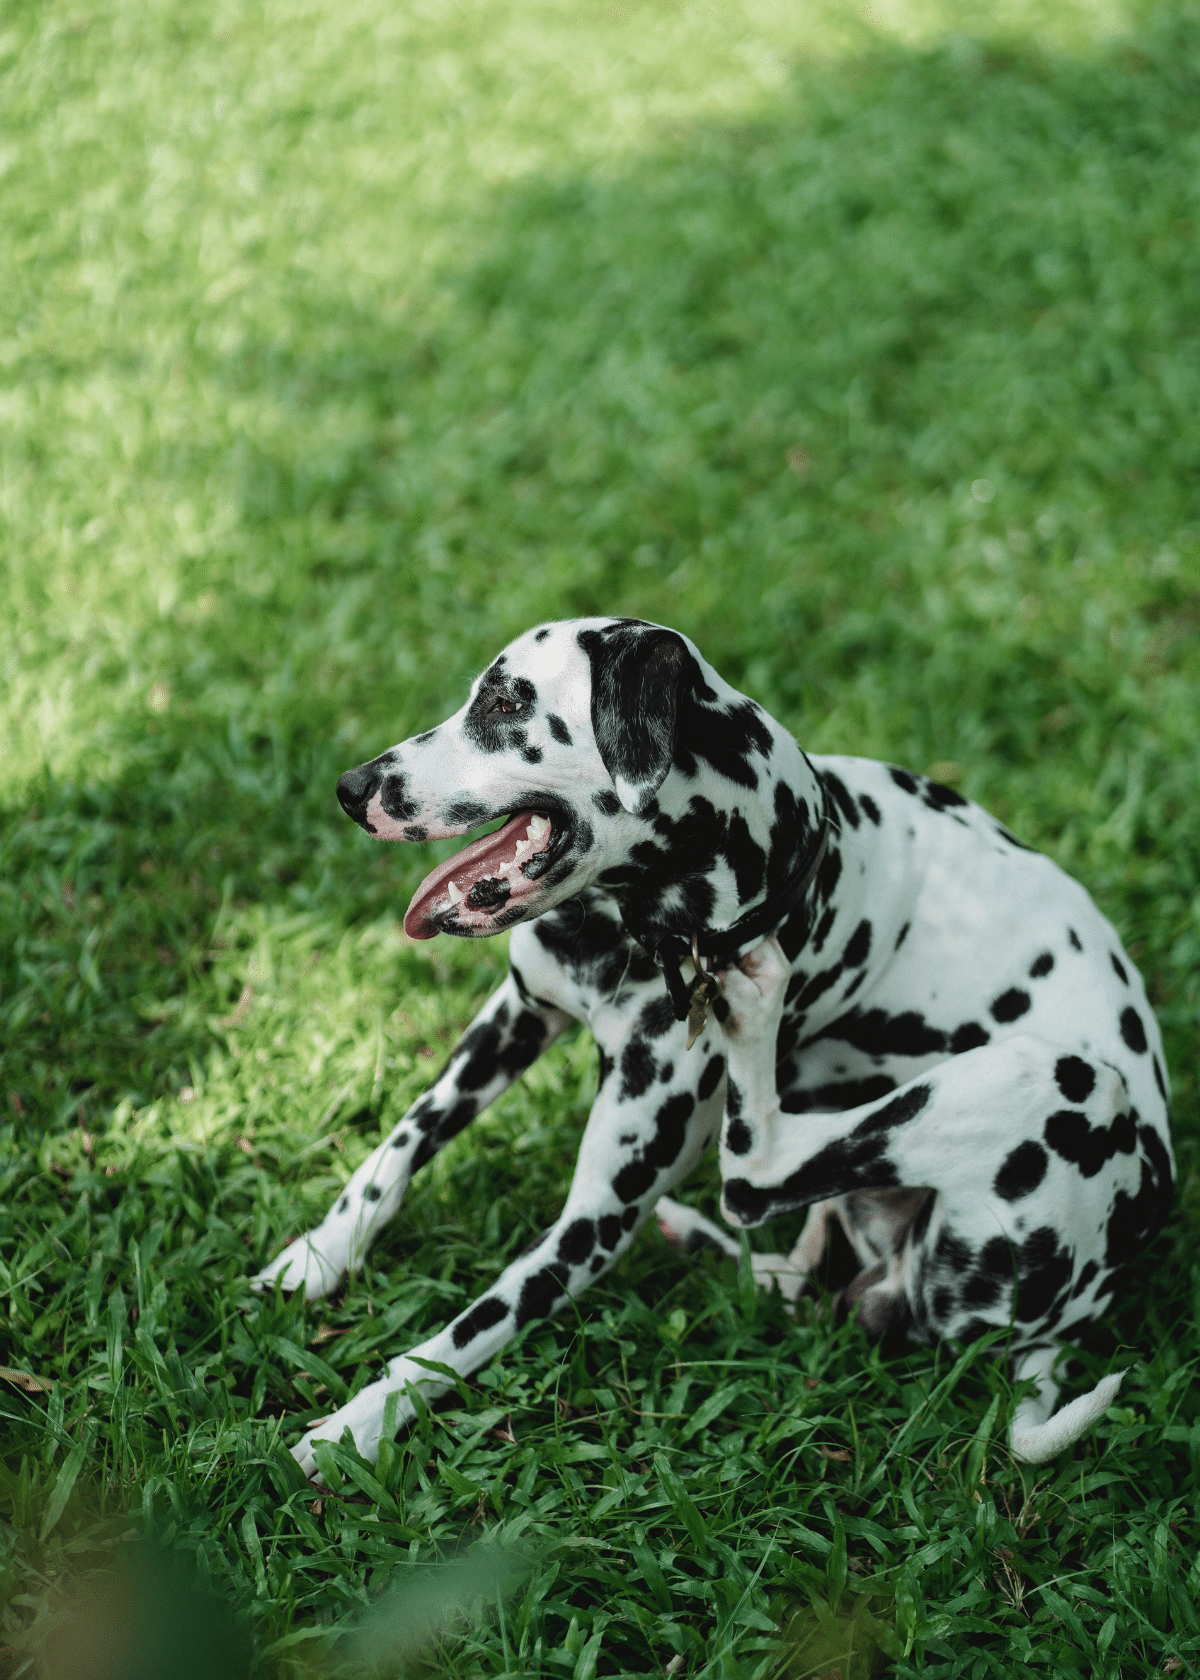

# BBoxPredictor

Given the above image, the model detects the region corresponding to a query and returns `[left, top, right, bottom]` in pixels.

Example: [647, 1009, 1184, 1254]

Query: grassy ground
[2, 0, 1200, 1672]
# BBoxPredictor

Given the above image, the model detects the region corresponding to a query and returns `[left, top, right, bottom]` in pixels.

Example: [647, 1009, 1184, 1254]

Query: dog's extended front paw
[251, 1230, 348, 1300]
[292, 1380, 397, 1478]
[291, 1360, 444, 1479]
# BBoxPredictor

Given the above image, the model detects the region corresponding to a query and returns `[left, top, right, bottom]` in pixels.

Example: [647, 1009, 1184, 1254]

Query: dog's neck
[598, 665, 829, 954]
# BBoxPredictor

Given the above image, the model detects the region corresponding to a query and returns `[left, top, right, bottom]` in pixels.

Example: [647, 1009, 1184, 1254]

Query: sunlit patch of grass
[3, 0, 1200, 1672]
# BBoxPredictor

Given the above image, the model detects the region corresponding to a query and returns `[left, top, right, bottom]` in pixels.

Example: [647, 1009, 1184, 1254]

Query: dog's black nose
[336, 763, 378, 822]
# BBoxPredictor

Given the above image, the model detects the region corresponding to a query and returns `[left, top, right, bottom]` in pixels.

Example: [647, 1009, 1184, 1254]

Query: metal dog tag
[686, 971, 718, 1050]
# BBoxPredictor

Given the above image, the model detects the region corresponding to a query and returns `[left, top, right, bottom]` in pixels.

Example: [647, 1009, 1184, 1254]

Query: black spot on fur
[698, 1055, 724, 1100]
[860, 794, 882, 825]
[724, 812, 766, 903]
[619, 1039, 657, 1101]
[593, 789, 622, 816]
[822, 1007, 946, 1059]
[639, 995, 681, 1039]
[1029, 951, 1055, 979]
[1110, 952, 1128, 985]
[950, 1022, 989, 1054]
[843, 919, 872, 968]
[996, 824, 1034, 851]
[452, 1295, 509, 1348]
[894, 922, 909, 950]
[960, 1269, 1003, 1309]
[888, 767, 919, 796]
[1068, 927, 1082, 951]
[853, 1082, 931, 1136]
[684, 1226, 730, 1258]
[558, 1218, 597, 1265]
[922, 779, 968, 811]
[935, 1230, 972, 1272]
[439, 1098, 477, 1141]
[725, 1118, 752, 1155]
[979, 1235, 1014, 1279]
[522, 744, 544, 764]
[377, 774, 420, 822]
[515, 1262, 570, 1327]
[780, 1075, 897, 1114]
[535, 627, 551, 642]
[1105, 1125, 1173, 1267]
[722, 1110, 902, 1224]
[815, 845, 842, 903]
[1045, 1107, 1137, 1178]
[621, 1205, 639, 1230]
[824, 771, 861, 830]
[1153, 1055, 1168, 1103]
[365, 1185, 382, 1202]
[1120, 1007, 1147, 1054]
[792, 960, 845, 1013]
[338, 1196, 349, 1214]
[403, 825, 428, 841]
[547, 713, 572, 746]
[1014, 1226, 1073, 1323]
[598, 1215, 622, 1250]
[811, 907, 837, 954]
[1055, 1055, 1095, 1103]
[443, 799, 491, 825]
[990, 988, 1031, 1023]
[1072, 1259, 1099, 1297]
[994, 1141, 1048, 1201]
[392, 1130, 410, 1148]
[610, 1093, 695, 1202]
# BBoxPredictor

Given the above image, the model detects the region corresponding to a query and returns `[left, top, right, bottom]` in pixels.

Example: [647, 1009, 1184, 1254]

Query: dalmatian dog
[252, 617, 1173, 1474]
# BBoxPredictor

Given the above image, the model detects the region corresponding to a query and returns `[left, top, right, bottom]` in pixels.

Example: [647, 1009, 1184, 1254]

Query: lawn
[2, 0, 1200, 1672]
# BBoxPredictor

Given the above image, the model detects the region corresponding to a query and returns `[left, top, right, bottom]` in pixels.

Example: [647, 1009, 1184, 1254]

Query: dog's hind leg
[251, 970, 571, 1300]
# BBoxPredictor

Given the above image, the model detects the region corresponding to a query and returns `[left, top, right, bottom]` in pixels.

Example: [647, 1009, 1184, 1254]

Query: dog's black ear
[577, 623, 688, 814]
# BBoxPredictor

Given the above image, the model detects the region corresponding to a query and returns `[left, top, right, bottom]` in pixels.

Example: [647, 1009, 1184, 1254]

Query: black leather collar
[625, 771, 832, 1022]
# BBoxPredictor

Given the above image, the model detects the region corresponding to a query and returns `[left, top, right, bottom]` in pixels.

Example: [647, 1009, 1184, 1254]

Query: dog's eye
[487, 697, 519, 715]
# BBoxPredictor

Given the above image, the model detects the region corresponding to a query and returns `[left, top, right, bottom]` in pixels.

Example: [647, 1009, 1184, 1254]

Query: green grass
[2, 0, 1200, 1672]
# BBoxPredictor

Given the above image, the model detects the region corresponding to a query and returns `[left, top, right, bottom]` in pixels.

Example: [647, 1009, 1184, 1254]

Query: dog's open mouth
[403, 812, 554, 939]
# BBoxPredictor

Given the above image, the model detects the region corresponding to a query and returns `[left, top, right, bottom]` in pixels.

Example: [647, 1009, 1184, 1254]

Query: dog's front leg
[290, 1017, 723, 1475]
[252, 971, 571, 1300]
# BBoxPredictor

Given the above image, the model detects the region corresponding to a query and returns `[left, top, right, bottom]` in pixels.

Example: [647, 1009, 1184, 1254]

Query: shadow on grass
[4, 0, 1199, 1129]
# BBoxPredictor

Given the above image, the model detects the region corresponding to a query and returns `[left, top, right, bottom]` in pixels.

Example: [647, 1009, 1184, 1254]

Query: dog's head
[336, 617, 791, 940]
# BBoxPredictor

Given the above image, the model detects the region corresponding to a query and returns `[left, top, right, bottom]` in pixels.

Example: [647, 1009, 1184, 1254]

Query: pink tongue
[403, 813, 550, 939]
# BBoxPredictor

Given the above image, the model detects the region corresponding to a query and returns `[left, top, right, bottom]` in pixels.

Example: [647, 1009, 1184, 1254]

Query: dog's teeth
[527, 816, 550, 841]
[447, 881, 464, 905]
[515, 839, 532, 858]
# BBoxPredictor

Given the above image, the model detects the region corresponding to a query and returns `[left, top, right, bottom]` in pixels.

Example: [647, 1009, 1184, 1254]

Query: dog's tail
[1009, 1348, 1126, 1463]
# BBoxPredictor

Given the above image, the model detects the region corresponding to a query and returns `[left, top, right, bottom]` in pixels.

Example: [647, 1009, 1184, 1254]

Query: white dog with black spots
[252, 618, 1173, 1475]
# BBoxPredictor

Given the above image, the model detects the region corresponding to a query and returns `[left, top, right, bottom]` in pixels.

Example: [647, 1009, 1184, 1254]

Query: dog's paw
[251, 1231, 347, 1300]
[655, 1195, 740, 1260]
[716, 936, 791, 1038]
[736, 935, 792, 998]
[292, 1380, 395, 1477]
[291, 1360, 448, 1480]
